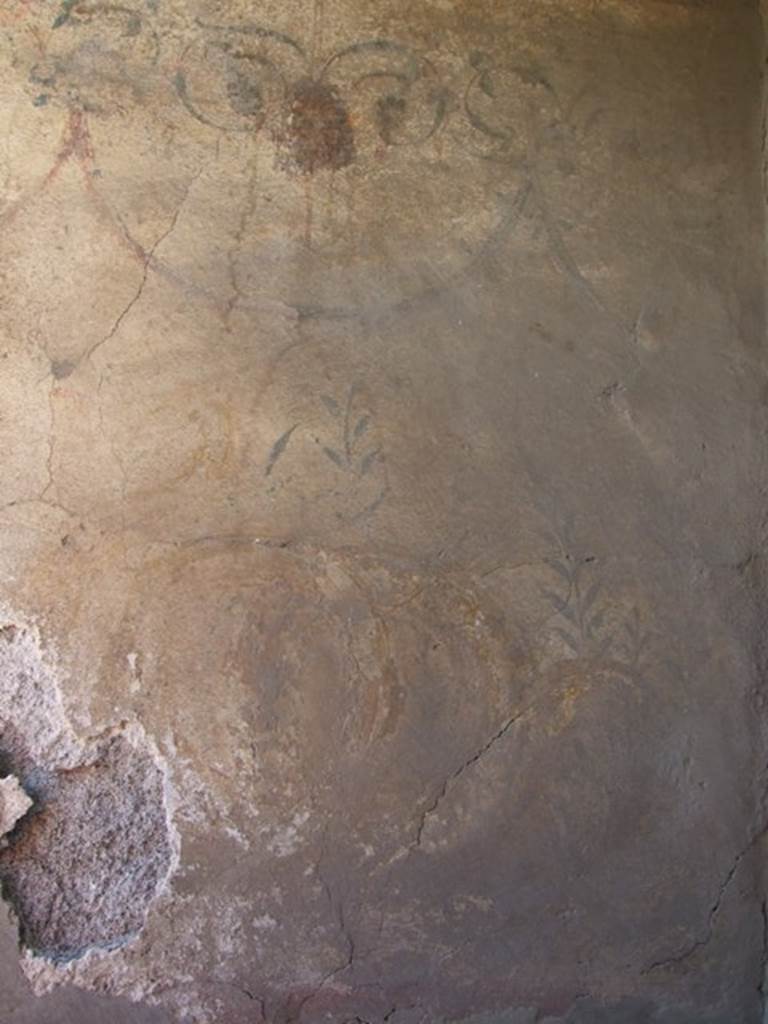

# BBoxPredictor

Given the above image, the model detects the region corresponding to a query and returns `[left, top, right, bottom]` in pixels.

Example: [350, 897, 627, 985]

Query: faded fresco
[0, 1, 766, 1022]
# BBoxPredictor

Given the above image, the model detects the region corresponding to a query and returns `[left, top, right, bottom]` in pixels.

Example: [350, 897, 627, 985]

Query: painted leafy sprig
[320, 385, 381, 479]
[542, 553, 612, 659]
[619, 606, 649, 669]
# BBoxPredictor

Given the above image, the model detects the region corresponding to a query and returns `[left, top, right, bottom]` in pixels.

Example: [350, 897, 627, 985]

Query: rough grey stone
[0, 734, 173, 962]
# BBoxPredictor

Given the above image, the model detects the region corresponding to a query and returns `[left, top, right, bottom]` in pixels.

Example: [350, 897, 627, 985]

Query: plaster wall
[0, 2, 766, 1023]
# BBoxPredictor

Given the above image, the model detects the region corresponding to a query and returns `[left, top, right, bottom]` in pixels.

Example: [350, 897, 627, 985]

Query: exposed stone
[0, 775, 32, 839]
[0, 619, 174, 969]
[0, 734, 173, 963]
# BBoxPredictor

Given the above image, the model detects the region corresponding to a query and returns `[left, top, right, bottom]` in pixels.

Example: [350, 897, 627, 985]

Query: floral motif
[176, 27, 448, 172]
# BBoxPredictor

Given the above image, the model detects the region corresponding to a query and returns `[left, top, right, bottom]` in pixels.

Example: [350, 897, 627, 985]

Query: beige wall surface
[0, 2, 765, 1022]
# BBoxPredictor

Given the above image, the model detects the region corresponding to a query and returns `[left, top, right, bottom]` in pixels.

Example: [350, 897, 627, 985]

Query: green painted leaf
[545, 558, 572, 583]
[53, 0, 77, 28]
[595, 633, 614, 658]
[588, 609, 606, 634]
[323, 447, 345, 468]
[581, 580, 601, 613]
[321, 395, 341, 417]
[553, 627, 579, 653]
[540, 588, 568, 614]
[353, 415, 371, 440]
[265, 424, 297, 477]
[359, 448, 380, 476]
[479, 72, 496, 98]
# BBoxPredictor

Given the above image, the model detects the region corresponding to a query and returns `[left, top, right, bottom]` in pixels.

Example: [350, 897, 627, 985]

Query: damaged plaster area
[0, 774, 32, 838]
[0, 614, 175, 969]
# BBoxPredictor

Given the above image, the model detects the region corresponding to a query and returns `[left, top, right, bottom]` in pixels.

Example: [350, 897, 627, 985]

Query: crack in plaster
[85, 168, 204, 380]
[288, 837, 358, 1022]
[412, 700, 536, 850]
[642, 827, 767, 973]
